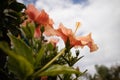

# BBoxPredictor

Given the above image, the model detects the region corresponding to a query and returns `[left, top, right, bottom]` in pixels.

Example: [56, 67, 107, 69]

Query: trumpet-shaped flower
[25, 4, 54, 27]
[56, 23, 98, 52]
[25, 4, 55, 37]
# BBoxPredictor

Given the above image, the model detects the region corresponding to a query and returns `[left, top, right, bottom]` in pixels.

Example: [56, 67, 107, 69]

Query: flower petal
[35, 10, 49, 25]
[25, 4, 40, 20]
[76, 33, 98, 52]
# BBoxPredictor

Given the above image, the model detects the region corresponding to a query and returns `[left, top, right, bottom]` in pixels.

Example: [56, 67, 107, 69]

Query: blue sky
[18, 0, 120, 74]
[21, 0, 88, 4]
[72, 0, 88, 4]
[22, 0, 36, 4]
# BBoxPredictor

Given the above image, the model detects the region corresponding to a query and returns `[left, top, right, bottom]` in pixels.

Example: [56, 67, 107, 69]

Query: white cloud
[75, 0, 120, 73]
[21, 0, 120, 74]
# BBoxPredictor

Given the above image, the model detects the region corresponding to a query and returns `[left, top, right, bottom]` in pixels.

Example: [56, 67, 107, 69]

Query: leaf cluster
[0, 23, 85, 80]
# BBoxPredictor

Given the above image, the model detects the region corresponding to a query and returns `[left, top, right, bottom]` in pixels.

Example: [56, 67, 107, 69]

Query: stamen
[74, 22, 81, 35]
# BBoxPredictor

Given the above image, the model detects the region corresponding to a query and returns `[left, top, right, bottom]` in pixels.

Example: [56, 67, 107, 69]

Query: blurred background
[18, 0, 120, 79]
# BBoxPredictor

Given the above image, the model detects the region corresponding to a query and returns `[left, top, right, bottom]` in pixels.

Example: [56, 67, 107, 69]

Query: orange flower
[55, 23, 98, 52]
[25, 4, 54, 27]
[25, 4, 98, 52]
[25, 4, 55, 37]
[55, 23, 81, 47]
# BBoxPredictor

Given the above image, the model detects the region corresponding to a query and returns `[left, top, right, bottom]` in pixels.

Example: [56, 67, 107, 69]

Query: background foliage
[82, 65, 120, 80]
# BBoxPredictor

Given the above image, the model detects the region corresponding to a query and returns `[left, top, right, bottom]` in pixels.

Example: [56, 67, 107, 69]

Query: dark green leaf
[0, 42, 34, 80]
[8, 1, 26, 12]
[8, 25, 21, 37]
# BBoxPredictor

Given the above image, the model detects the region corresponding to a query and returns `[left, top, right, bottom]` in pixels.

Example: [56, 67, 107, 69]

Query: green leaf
[33, 48, 66, 77]
[8, 56, 34, 80]
[0, 42, 34, 80]
[8, 34, 35, 64]
[22, 22, 35, 39]
[39, 64, 80, 76]
[47, 43, 54, 51]
[35, 46, 45, 68]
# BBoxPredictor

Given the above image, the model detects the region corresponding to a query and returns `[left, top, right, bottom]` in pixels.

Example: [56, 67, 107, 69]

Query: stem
[33, 48, 66, 77]
[58, 75, 62, 80]
[61, 56, 71, 66]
